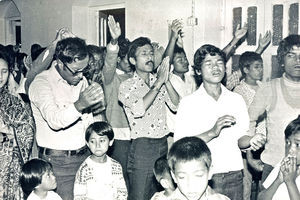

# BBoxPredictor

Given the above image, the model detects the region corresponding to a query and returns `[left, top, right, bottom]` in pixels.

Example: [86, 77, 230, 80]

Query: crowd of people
[0, 14, 300, 200]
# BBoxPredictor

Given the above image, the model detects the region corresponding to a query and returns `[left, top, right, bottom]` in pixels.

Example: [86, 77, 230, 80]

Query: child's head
[127, 37, 154, 73]
[284, 115, 300, 165]
[85, 121, 114, 159]
[172, 45, 189, 74]
[20, 158, 57, 195]
[168, 137, 211, 200]
[153, 155, 176, 192]
[239, 51, 263, 81]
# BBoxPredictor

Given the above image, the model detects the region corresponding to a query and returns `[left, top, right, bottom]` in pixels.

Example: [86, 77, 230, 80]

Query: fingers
[216, 115, 236, 130]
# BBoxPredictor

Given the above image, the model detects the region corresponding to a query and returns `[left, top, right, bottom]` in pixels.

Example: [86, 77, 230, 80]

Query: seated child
[73, 121, 127, 200]
[151, 155, 176, 200]
[258, 115, 300, 200]
[20, 158, 62, 200]
[167, 137, 230, 200]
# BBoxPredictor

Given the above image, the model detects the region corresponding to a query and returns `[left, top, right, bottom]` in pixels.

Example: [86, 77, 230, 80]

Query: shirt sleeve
[262, 165, 280, 189]
[29, 76, 82, 130]
[102, 43, 119, 85]
[248, 82, 272, 136]
[118, 80, 146, 118]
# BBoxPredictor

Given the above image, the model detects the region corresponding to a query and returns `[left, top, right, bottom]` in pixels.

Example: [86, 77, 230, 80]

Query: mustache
[146, 61, 154, 65]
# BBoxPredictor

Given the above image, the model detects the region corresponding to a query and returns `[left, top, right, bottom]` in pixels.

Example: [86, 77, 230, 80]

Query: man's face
[283, 45, 300, 82]
[245, 60, 263, 81]
[172, 159, 209, 200]
[131, 44, 154, 74]
[173, 52, 189, 74]
[92, 53, 104, 74]
[118, 55, 132, 73]
[59, 56, 89, 86]
[200, 54, 225, 84]
[285, 131, 300, 165]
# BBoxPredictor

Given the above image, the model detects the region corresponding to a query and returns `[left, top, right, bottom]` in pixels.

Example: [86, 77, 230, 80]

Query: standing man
[29, 37, 104, 200]
[174, 44, 249, 200]
[118, 37, 179, 200]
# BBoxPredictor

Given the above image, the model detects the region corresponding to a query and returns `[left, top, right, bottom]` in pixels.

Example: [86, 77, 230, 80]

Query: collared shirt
[29, 65, 94, 150]
[118, 72, 176, 139]
[174, 84, 249, 174]
[167, 73, 197, 132]
[168, 187, 230, 200]
[234, 79, 266, 136]
[263, 162, 300, 200]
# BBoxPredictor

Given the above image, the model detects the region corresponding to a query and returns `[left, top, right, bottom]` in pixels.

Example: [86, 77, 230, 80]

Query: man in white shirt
[29, 37, 104, 200]
[174, 44, 249, 200]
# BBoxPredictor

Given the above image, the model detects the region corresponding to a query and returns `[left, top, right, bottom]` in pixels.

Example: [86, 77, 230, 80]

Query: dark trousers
[209, 170, 243, 200]
[39, 148, 90, 200]
[127, 137, 168, 200]
[109, 139, 131, 190]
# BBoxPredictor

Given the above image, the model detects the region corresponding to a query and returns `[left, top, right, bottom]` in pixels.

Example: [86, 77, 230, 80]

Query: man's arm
[102, 15, 121, 85]
[222, 23, 248, 61]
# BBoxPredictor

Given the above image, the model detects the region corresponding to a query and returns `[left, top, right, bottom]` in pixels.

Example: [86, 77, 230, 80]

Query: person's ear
[243, 67, 249, 74]
[170, 170, 178, 184]
[208, 167, 213, 180]
[129, 57, 136, 66]
[117, 57, 121, 64]
[109, 139, 114, 146]
[160, 178, 169, 189]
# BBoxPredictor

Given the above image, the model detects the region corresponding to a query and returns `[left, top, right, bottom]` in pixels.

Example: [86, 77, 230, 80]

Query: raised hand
[234, 23, 248, 40]
[211, 115, 236, 137]
[152, 42, 165, 69]
[258, 30, 271, 50]
[108, 15, 121, 40]
[170, 19, 183, 40]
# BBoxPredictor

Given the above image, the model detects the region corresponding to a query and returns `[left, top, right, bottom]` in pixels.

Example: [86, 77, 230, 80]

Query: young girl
[20, 158, 62, 200]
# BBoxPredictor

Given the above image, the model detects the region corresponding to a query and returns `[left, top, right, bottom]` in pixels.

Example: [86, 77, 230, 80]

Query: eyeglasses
[62, 61, 87, 76]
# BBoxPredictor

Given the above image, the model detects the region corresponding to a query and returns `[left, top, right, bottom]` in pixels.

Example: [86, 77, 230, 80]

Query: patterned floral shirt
[118, 72, 177, 139]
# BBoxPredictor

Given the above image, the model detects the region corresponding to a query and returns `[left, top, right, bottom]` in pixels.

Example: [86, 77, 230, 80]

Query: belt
[38, 146, 87, 157]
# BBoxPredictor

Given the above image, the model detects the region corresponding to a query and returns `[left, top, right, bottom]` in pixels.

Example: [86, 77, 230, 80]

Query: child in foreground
[168, 137, 230, 200]
[73, 121, 127, 200]
[258, 115, 300, 200]
[20, 158, 62, 200]
[151, 155, 176, 200]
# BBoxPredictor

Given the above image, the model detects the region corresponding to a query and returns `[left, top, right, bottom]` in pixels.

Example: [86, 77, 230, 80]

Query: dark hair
[0, 50, 11, 73]
[87, 45, 105, 58]
[284, 115, 300, 139]
[31, 43, 42, 56]
[277, 34, 300, 66]
[55, 37, 88, 64]
[31, 47, 46, 62]
[118, 38, 131, 60]
[20, 158, 53, 195]
[154, 155, 171, 181]
[239, 51, 262, 78]
[127, 37, 152, 65]
[171, 45, 186, 64]
[193, 44, 226, 71]
[85, 121, 114, 142]
[168, 137, 211, 172]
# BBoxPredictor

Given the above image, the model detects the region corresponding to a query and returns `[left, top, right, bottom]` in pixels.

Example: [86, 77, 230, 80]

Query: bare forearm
[222, 37, 239, 61]
[196, 129, 218, 143]
[286, 181, 300, 200]
[258, 179, 281, 200]
[165, 81, 179, 106]
[143, 81, 163, 110]
[163, 37, 177, 61]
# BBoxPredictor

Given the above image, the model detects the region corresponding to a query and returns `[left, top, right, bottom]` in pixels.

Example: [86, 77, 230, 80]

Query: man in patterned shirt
[118, 37, 179, 200]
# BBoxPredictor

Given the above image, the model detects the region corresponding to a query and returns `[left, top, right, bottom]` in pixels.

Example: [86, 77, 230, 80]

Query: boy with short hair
[20, 158, 62, 200]
[258, 115, 300, 200]
[73, 121, 127, 200]
[151, 156, 176, 200]
[167, 137, 230, 200]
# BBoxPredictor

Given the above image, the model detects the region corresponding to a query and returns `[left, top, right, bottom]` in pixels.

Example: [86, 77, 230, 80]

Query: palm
[259, 31, 271, 49]
[108, 15, 121, 40]
[234, 23, 248, 39]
